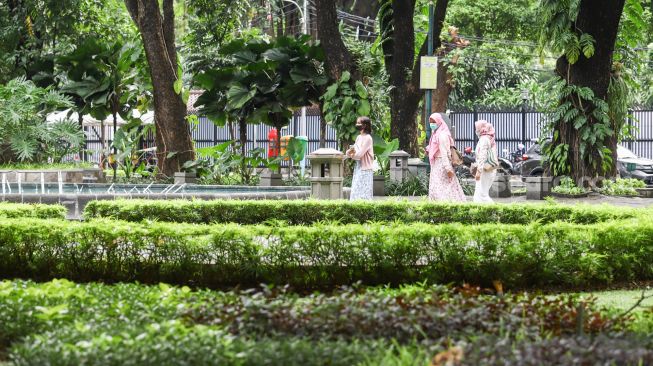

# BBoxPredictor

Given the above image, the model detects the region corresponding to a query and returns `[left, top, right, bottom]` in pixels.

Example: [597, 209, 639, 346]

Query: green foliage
[537, 0, 594, 65]
[83, 199, 637, 225]
[182, 141, 271, 185]
[2, 216, 653, 289]
[0, 162, 92, 170]
[0, 77, 83, 163]
[3, 279, 653, 366]
[110, 121, 156, 179]
[57, 37, 151, 125]
[321, 71, 372, 144]
[552, 176, 588, 196]
[385, 176, 429, 196]
[194, 35, 326, 133]
[372, 136, 399, 175]
[599, 178, 646, 196]
[541, 79, 614, 177]
[0, 203, 66, 219]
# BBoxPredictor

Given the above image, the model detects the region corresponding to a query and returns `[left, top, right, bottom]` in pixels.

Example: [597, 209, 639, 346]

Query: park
[1, 0, 653, 365]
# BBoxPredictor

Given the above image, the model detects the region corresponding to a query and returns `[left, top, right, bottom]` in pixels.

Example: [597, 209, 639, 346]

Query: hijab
[428, 113, 454, 164]
[475, 120, 496, 147]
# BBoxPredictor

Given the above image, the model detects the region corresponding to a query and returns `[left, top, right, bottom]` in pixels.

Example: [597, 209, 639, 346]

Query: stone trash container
[308, 148, 345, 199]
[389, 150, 410, 183]
[524, 176, 553, 200]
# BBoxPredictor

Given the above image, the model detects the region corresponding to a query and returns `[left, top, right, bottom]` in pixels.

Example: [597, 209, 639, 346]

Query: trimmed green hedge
[0, 202, 66, 219]
[1, 217, 652, 289]
[83, 199, 638, 225]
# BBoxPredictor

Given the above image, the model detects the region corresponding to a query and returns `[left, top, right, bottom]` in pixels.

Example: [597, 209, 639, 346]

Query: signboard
[420, 56, 438, 90]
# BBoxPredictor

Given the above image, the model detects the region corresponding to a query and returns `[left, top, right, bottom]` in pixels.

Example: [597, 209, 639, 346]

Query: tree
[57, 37, 150, 168]
[124, 0, 195, 176]
[194, 36, 326, 159]
[539, 0, 630, 183]
[378, 0, 450, 155]
[315, 0, 450, 155]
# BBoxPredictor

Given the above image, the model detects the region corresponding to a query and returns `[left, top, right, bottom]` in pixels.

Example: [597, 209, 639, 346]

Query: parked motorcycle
[456, 146, 513, 177]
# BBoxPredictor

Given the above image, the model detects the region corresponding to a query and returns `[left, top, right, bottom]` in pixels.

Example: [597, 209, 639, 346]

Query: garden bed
[1, 279, 653, 366]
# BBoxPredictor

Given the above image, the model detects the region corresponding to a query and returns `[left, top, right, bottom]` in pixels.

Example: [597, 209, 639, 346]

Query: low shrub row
[0, 202, 66, 219]
[82, 199, 639, 225]
[1, 217, 652, 289]
[2, 280, 652, 366]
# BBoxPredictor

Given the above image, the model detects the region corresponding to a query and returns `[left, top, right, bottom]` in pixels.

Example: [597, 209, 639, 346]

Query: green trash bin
[296, 136, 309, 176]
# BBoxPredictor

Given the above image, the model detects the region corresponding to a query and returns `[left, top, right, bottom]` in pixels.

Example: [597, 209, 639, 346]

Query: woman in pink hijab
[426, 113, 466, 202]
[473, 120, 498, 203]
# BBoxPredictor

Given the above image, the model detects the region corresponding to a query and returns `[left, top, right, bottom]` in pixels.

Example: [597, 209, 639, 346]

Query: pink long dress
[428, 134, 466, 202]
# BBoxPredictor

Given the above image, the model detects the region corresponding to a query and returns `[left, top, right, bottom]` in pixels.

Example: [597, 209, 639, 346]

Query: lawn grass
[0, 162, 93, 170]
[580, 289, 653, 312]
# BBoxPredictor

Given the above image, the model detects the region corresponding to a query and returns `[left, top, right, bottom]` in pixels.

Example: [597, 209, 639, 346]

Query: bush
[600, 178, 647, 196]
[1, 279, 650, 366]
[385, 175, 429, 196]
[82, 199, 637, 225]
[0, 202, 66, 219]
[552, 177, 588, 196]
[1, 217, 653, 289]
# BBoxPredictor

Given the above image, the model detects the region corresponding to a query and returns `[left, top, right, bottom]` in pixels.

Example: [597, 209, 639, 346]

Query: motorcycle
[455, 146, 513, 177]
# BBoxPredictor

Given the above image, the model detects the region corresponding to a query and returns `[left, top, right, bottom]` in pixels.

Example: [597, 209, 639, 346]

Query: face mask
[356, 124, 364, 131]
[430, 123, 438, 132]
[475, 130, 481, 138]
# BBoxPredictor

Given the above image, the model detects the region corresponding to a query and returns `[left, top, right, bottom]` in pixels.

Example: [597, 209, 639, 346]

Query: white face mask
[475, 130, 481, 138]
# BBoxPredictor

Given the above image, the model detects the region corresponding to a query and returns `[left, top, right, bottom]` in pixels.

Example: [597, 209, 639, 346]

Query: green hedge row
[3, 280, 653, 366]
[1, 217, 652, 289]
[0, 202, 66, 219]
[83, 199, 639, 225]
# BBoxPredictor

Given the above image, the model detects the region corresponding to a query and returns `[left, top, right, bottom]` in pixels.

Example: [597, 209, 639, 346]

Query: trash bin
[280, 135, 293, 160]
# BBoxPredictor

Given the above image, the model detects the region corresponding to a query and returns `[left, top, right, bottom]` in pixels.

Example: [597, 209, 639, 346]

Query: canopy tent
[46, 109, 154, 126]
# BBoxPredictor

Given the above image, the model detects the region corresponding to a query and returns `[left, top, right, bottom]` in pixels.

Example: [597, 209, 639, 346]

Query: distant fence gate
[81, 109, 653, 163]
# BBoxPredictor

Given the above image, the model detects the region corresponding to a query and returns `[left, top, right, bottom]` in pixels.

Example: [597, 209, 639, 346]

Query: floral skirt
[428, 158, 466, 202]
[350, 162, 374, 200]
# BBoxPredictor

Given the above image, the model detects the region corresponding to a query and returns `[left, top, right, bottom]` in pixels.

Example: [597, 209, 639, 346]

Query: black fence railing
[81, 109, 653, 164]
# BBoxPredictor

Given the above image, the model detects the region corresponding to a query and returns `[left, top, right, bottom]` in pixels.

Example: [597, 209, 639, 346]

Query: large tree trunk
[553, 0, 625, 183]
[381, 0, 449, 156]
[125, 0, 195, 177]
[314, 0, 360, 81]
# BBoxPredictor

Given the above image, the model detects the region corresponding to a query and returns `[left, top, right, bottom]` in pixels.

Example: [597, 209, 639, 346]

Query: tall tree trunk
[381, 0, 450, 156]
[314, 0, 360, 81]
[553, 0, 625, 183]
[125, 0, 195, 177]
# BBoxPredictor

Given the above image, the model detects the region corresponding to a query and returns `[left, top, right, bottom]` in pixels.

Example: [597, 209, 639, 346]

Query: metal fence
[450, 109, 653, 159]
[81, 109, 653, 163]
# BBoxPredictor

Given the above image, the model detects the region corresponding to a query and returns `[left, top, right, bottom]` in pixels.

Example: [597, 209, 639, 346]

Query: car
[616, 145, 653, 184]
[519, 142, 653, 185]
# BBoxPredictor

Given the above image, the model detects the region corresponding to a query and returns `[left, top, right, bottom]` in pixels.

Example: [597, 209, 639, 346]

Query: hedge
[3, 280, 652, 366]
[83, 199, 639, 225]
[0, 202, 66, 219]
[1, 217, 652, 289]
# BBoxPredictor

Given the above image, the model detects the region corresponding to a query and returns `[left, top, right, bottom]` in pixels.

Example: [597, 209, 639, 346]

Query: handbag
[484, 145, 499, 171]
[450, 146, 464, 167]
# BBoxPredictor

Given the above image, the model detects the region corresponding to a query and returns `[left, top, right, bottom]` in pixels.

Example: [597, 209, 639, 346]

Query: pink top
[352, 133, 374, 171]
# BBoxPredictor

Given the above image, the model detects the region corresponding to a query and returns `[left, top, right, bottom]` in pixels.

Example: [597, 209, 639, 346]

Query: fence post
[473, 107, 478, 146]
[628, 109, 634, 151]
[521, 104, 527, 146]
[213, 119, 218, 147]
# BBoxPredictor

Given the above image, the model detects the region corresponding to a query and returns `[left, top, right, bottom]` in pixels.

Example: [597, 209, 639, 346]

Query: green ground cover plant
[83, 199, 639, 225]
[2, 280, 652, 366]
[1, 217, 652, 289]
[0, 203, 66, 219]
[0, 162, 93, 170]
[599, 178, 647, 196]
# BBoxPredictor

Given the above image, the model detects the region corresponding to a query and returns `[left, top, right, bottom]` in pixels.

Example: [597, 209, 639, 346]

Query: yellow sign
[420, 56, 439, 90]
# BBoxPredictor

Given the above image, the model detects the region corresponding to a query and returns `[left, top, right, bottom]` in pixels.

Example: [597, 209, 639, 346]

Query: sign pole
[424, 4, 435, 158]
